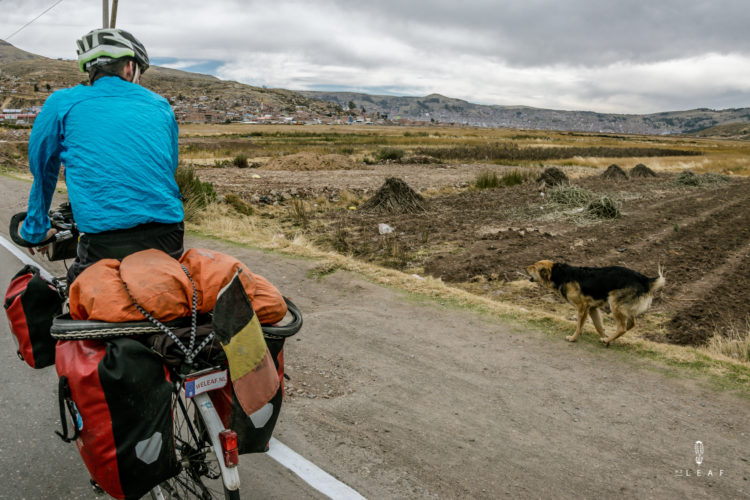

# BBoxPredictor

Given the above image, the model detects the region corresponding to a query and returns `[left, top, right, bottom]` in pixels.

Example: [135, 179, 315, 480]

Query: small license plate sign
[185, 369, 228, 398]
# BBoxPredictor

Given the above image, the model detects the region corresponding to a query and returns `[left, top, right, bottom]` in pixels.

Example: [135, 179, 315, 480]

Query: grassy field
[177, 123, 750, 175]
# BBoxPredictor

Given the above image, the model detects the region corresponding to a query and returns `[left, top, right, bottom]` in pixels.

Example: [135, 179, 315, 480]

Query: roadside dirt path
[1, 176, 748, 499]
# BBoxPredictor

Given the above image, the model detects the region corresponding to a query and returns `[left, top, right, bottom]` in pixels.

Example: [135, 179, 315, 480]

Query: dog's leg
[589, 308, 607, 338]
[602, 311, 628, 346]
[626, 317, 635, 330]
[567, 305, 588, 342]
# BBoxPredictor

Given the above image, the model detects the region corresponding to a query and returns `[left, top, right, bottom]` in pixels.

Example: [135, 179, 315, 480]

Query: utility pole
[102, 0, 109, 28]
[102, 0, 119, 29]
[110, 0, 119, 28]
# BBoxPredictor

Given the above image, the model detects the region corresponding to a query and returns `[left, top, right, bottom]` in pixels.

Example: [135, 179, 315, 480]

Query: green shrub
[232, 154, 249, 168]
[475, 170, 500, 189]
[175, 164, 217, 221]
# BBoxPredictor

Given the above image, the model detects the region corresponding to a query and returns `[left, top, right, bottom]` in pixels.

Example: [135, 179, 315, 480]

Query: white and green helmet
[76, 28, 149, 73]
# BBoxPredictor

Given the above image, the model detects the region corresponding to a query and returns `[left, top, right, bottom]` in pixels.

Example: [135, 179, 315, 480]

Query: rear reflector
[219, 429, 239, 467]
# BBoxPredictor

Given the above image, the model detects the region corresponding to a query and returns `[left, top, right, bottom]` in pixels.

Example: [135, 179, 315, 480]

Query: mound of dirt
[601, 164, 628, 180]
[263, 152, 356, 171]
[537, 167, 568, 186]
[360, 177, 427, 214]
[630, 163, 657, 178]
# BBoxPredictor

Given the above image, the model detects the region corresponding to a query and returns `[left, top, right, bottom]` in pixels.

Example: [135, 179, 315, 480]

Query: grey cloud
[327, 0, 750, 66]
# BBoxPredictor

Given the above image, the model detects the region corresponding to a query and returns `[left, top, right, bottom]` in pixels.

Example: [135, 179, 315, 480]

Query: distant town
[0, 78, 407, 127]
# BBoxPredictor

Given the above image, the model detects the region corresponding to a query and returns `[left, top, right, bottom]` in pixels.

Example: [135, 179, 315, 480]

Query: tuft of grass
[290, 198, 310, 228]
[475, 170, 500, 189]
[175, 164, 217, 222]
[705, 319, 750, 363]
[223, 193, 254, 216]
[307, 262, 342, 280]
[501, 169, 527, 187]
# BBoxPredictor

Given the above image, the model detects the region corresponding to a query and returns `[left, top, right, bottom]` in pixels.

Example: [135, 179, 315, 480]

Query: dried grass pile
[630, 163, 657, 178]
[537, 167, 568, 186]
[360, 177, 427, 214]
[674, 171, 701, 186]
[601, 164, 628, 180]
[587, 196, 621, 219]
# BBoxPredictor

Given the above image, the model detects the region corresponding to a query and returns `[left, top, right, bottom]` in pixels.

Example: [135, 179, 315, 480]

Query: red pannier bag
[55, 337, 179, 499]
[3, 265, 63, 368]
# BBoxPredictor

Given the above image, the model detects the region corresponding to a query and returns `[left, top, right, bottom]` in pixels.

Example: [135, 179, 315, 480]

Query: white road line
[267, 438, 367, 500]
[0, 234, 367, 500]
[0, 234, 54, 280]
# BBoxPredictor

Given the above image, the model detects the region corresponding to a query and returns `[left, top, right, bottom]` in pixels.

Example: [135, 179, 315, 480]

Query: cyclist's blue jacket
[21, 76, 183, 243]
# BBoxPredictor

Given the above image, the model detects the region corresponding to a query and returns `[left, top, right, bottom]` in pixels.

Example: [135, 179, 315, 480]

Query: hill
[0, 40, 341, 120]
[299, 90, 750, 135]
[2, 39, 749, 134]
[689, 121, 750, 140]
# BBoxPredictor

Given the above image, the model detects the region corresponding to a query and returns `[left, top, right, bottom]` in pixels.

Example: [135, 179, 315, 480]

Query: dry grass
[290, 198, 311, 228]
[704, 319, 750, 364]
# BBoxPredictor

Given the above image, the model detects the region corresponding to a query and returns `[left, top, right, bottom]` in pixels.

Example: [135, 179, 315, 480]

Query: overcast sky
[2, 0, 749, 113]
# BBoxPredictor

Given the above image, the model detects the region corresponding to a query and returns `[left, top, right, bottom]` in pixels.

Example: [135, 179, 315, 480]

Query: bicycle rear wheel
[154, 392, 240, 500]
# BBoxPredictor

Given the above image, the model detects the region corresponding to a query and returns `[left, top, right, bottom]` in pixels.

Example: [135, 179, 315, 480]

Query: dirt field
[2, 142, 750, 498]
[200, 162, 750, 348]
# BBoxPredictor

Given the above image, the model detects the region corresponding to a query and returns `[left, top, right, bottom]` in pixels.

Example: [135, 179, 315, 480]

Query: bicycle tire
[154, 391, 240, 500]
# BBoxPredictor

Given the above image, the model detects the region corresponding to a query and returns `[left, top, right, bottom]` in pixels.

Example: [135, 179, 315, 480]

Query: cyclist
[20, 28, 184, 283]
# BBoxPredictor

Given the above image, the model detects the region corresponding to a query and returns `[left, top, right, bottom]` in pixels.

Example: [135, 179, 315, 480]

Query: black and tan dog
[526, 260, 665, 346]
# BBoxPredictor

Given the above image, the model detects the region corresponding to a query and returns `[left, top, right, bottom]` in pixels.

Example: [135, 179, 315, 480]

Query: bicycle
[9, 205, 303, 499]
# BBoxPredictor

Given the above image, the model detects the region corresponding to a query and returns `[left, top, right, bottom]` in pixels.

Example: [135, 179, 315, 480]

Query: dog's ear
[540, 268, 550, 281]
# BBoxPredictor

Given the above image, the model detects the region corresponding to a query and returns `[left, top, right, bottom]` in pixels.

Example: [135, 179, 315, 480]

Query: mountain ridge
[298, 90, 750, 135]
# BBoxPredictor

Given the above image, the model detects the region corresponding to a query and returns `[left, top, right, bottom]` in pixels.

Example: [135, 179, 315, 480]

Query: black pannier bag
[55, 337, 179, 500]
[4, 265, 63, 368]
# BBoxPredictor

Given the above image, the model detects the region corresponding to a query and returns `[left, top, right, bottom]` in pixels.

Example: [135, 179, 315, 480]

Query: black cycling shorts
[66, 222, 184, 285]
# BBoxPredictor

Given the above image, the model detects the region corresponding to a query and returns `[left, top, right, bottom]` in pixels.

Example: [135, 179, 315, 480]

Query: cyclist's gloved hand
[19, 222, 57, 256]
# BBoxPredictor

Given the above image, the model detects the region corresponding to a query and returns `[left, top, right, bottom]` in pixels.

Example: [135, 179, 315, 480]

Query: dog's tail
[649, 265, 666, 294]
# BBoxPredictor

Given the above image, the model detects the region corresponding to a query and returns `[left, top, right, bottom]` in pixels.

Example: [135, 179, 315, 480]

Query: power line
[5, 0, 66, 41]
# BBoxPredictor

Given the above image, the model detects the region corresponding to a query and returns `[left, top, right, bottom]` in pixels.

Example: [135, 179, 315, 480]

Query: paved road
[0, 244, 340, 499]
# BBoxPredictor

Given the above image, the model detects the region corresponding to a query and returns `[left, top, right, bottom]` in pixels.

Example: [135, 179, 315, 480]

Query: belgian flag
[212, 270, 279, 415]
